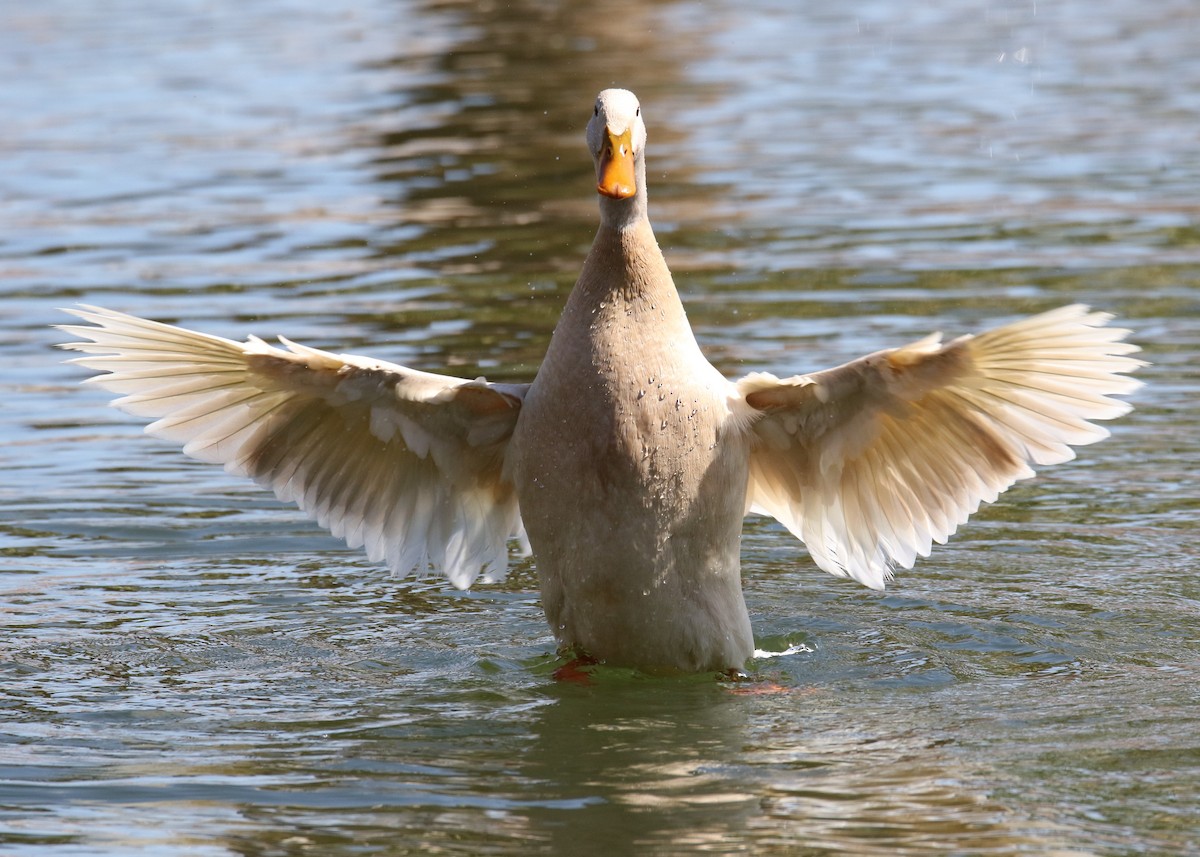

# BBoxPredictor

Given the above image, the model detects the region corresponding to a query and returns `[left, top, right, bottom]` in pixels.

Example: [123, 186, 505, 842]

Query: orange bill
[597, 128, 636, 199]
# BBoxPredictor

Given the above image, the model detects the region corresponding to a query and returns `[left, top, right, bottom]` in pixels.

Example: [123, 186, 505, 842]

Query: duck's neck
[550, 184, 709, 383]
[577, 218, 677, 308]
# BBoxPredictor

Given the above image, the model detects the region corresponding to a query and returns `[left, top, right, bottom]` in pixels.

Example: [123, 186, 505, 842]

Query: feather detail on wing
[736, 305, 1144, 590]
[58, 305, 530, 589]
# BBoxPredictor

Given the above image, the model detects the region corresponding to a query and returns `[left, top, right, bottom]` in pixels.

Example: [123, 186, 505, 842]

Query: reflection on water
[2, 0, 1199, 854]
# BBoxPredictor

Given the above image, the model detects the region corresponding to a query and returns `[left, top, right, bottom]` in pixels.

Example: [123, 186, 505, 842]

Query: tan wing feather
[58, 305, 529, 588]
[738, 305, 1144, 589]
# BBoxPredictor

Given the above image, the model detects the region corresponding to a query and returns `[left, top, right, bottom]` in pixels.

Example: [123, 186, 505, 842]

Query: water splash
[753, 642, 813, 660]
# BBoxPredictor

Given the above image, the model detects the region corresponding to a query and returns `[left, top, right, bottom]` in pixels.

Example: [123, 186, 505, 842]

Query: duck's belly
[510, 366, 754, 673]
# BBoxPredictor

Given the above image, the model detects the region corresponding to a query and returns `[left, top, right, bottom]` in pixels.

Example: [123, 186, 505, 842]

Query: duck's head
[587, 89, 648, 225]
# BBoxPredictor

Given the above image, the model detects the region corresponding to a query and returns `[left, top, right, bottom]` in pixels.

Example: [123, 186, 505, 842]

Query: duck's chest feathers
[518, 231, 736, 515]
[586, 298, 717, 462]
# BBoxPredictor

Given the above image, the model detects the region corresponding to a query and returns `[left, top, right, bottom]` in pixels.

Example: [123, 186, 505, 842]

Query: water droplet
[636, 389, 645, 400]
[660, 419, 668, 429]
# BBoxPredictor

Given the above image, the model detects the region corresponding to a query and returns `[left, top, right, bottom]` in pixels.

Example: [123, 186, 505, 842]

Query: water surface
[2, 1, 1198, 854]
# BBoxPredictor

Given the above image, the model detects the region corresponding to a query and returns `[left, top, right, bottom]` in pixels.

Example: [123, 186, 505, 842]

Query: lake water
[2, 0, 1198, 854]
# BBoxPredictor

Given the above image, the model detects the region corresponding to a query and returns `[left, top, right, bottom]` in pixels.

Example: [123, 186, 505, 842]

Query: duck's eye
[636, 107, 640, 116]
[594, 105, 599, 116]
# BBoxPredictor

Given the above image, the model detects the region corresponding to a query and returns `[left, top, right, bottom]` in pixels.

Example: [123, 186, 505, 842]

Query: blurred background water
[1, 0, 1198, 854]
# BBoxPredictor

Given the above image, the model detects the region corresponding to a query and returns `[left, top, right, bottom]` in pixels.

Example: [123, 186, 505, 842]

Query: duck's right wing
[59, 305, 530, 589]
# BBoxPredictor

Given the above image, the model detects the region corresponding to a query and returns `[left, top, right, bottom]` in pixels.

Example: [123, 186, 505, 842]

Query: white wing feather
[58, 305, 530, 589]
[737, 305, 1144, 589]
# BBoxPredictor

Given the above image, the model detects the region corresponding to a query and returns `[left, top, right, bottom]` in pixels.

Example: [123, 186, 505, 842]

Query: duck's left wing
[735, 305, 1143, 589]
[58, 305, 530, 589]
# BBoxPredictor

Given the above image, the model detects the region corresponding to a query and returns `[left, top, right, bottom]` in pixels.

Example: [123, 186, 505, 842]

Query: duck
[59, 88, 1143, 674]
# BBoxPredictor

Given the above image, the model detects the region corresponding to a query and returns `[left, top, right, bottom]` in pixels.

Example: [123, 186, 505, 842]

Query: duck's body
[511, 220, 754, 671]
[59, 89, 1144, 674]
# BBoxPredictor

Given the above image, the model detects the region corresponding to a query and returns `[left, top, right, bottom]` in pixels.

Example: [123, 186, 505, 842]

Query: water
[2, 0, 1198, 853]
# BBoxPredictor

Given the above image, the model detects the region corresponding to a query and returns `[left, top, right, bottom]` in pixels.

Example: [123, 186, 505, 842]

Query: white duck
[60, 89, 1142, 674]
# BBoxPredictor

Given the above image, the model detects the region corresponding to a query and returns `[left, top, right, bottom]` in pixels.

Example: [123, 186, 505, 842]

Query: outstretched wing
[736, 305, 1144, 589]
[59, 305, 531, 589]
